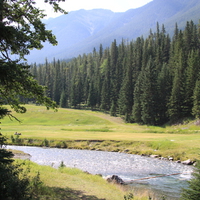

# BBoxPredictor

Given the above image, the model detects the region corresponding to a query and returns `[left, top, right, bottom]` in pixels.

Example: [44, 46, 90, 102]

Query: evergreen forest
[29, 21, 200, 125]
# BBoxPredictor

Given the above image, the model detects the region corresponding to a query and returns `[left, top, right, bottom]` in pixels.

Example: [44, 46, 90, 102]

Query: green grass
[2, 104, 200, 161]
[11, 159, 164, 200]
[14, 159, 128, 200]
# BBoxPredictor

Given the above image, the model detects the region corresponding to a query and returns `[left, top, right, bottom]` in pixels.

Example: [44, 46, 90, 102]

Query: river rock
[106, 175, 125, 185]
[150, 155, 159, 158]
[159, 157, 167, 160]
[182, 159, 194, 165]
[123, 149, 129, 153]
[168, 157, 173, 161]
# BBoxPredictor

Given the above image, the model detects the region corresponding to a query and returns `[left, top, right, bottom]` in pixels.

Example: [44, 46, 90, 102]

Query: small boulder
[182, 159, 194, 165]
[168, 157, 173, 161]
[123, 149, 129, 153]
[106, 175, 125, 185]
[150, 155, 159, 158]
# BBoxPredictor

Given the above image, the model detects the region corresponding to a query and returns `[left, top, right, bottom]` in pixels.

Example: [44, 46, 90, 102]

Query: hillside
[26, 0, 200, 64]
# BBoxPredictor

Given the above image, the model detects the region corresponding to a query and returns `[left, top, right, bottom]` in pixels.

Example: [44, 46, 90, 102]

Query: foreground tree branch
[0, 0, 67, 118]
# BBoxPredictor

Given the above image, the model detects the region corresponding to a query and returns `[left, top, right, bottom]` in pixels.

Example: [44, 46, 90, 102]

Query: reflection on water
[7, 145, 193, 199]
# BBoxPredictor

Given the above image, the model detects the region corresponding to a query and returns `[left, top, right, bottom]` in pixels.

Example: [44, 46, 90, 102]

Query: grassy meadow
[1, 104, 200, 161]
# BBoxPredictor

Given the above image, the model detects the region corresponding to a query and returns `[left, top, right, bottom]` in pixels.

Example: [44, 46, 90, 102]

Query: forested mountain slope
[27, 0, 200, 64]
[30, 20, 200, 125]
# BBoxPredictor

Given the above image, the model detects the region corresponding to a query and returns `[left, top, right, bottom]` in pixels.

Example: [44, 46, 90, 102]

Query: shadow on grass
[40, 187, 106, 200]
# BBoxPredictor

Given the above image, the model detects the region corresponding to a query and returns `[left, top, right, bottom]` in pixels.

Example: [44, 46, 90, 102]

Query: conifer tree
[110, 39, 118, 113]
[59, 90, 68, 108]
[184, 50, 200, 116]
[116, 39, 126, 92]
[52, 59, 61, 104]
[118, 44, 133, 122]
[87, 81, 96, 109]
[110, 100, 117, 116]
[157, 63, 172, 124]
[140, 57, 158, 125]
[132, 72, 143, 123]
[192, 79, 200, 119]
[168, 51, 185, 122]
[99, 43, 103, 62]
[100, 50, 111, 111]
[44, 58, 53, 99]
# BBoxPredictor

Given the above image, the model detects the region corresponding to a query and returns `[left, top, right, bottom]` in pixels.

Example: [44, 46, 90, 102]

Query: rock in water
[182, 159, 194, 165]
[106, 175, 125, 184]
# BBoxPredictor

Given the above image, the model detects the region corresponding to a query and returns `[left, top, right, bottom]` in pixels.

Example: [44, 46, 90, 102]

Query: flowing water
[7, 145, 193, 199]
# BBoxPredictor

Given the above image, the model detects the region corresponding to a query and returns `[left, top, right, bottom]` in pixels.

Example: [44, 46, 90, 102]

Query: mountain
[27, 0, 200, 64]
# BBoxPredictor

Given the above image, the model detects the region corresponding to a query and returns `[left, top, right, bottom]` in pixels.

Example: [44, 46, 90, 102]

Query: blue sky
[36, 0, 153, 18]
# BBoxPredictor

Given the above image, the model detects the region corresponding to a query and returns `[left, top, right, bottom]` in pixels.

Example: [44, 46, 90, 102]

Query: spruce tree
[100, 51, 111, 111]
[59, 90, 68, 108]
[110, 100, 117, 117]
[168, 31, 186, 122]
[118, 44, 133, 122]
[192, 80, 200, 119]
[110, 39, 118, 113]
[132, 72, 143, 123]
[140, 57, 158, 125]
[184, 50, 200, 116]
[87, 81, 96, 109]
[157, 63, 172, 124]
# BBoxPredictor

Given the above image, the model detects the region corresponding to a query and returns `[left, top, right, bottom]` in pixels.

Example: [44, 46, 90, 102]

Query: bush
[10, 135, 23, 144]
[59, 161, 66, 169]
[0, 148, 42, 200]
[42, 138, 49, 147]
[181, 161, 200, 200]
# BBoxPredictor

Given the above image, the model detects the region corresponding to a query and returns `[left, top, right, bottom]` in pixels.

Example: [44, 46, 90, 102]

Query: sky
[36, 0, 153, 19]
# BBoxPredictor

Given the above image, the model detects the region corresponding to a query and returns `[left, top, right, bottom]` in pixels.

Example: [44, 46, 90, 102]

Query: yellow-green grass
[2, 104, 200, 161]
[14, 159, 128, 200]
[12, 159, 167, 200]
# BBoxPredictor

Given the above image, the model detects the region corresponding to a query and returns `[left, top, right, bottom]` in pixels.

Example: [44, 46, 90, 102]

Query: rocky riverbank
[8, 139, 197, 166]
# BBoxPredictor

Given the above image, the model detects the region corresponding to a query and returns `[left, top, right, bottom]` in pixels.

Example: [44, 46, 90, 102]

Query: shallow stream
[7, 145, 193, 199]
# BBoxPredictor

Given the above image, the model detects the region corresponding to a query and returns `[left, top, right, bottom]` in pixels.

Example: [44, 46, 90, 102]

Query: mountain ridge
[27, 0, 200, 64]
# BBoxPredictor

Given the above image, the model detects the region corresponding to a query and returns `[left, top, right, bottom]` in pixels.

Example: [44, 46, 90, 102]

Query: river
[7, 145, 193, 199]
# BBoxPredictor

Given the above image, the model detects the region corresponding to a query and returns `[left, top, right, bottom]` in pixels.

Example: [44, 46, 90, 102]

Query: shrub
[59, 161, 66, 169]
[42, 138, 49, 147]
[0, 148, 46, 200]
[124, 193, 134, 200]
[62, 141, 68, 148]
[181, 161, 200, 200]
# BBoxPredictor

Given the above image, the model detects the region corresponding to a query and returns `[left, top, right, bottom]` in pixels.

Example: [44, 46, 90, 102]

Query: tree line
[30, 20, 200, 125]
